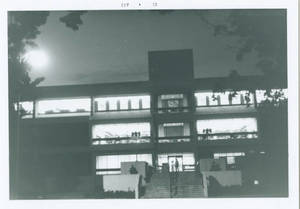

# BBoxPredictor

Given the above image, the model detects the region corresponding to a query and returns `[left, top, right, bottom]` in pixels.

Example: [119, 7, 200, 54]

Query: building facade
[13, 49, 288, 198]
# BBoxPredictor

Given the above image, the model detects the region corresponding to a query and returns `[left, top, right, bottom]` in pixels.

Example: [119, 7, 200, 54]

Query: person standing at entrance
[175, 158, 179, 173]
[171, 161, 175, 172]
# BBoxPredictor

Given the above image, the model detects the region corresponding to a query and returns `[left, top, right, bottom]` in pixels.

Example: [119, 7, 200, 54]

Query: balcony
[156, 106, 190, 114]
[36, 98, 91, 118]
[198, 132, 258, 141]
[92, 136, 151, 145]
[195, 91, 256, 114]
[157, 136, 191, 143]
[93, 95, 151, 119]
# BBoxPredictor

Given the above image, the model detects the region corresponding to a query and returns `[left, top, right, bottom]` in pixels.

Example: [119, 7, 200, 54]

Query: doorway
[168, 155, 183, 172]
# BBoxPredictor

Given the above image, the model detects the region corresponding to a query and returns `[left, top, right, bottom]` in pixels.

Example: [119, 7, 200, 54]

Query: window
[195, 90, 254, 106]
[36, 98, 90, 116]
[157, 123, 190, 143]
[94, 95, 150, 112]
[92, 122, 151, 139]
[18, 101, 34, 118]
[164, 123, 184, 137]
[157, 153, 195, 167]
[214, 152, 245, 165]
[159, 94, 187, 113]
[197, 118, 258, 140]
[96, 154, 153, 175]
[197, 118, 257, 134]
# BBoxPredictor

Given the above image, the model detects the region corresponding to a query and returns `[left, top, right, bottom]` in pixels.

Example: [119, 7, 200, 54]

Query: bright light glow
[24, 50, 49, 68]
[92, 122, 150, 138]
[197, 118, 257, 133]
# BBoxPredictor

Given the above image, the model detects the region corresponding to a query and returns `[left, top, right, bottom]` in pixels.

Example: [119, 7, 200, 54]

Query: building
[13, 49, 288, 198]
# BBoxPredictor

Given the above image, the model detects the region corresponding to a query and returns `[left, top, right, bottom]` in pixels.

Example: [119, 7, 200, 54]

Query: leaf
[59, 11, 87, 31]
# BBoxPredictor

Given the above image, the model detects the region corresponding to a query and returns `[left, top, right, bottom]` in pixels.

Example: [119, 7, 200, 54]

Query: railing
[92, 136, 151, 145]
[183, 164, 195, 171]
[37, 109, 90, 117]
[196, 103, 253, 108]
[157, 164, 195, 172]
[157, 136, 191, 143]
[198, 132, 258, 141]
[96, 168, 121, 175]
[95, 108, 150, 113]
[156, 106, 190, 113]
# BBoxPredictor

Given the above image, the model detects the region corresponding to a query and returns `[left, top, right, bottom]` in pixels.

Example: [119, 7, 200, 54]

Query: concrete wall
[202, 170, 242, 197]
[103, 174, 140, 198]
[199, 158, 226, 171]
[121, 161, 147, 185]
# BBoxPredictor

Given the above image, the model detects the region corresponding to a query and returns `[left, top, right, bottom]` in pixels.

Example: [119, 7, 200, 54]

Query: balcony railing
[157, 164, 195, 171]
[96, 168, 121, 175]
[92, 136, 151, 145]
[156, 106, 190, 113]
[198, 132, 258, 141]
[95, 108, 150, 113]
[158, 136, 191, 143]
[196, 103, 253, 108]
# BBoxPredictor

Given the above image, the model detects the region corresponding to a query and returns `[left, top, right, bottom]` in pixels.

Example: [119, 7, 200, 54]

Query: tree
[8, 10, 87, 199]
[8, 11, 88, 102]
[199, 10, 287, 83]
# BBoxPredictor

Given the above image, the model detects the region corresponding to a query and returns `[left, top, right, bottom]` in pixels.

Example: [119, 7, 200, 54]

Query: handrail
[157, 136, 191, 143]
[196, 103, 254, 108]
[95, 108, 150, 113]
[157, 135, 191, 140]
[198, 131, 258, 140]
[92, 136, 151, 142]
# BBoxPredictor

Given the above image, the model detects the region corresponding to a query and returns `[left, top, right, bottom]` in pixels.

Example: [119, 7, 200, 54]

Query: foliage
[200, 10, 286, 78]
[8, 11, 50, 101]
[59, 11, 88, 31]
[8, 11, 87, 102]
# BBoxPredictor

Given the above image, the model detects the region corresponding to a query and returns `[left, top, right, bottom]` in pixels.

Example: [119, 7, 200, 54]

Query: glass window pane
[119, 97, 129, 110]
[96, 154, 152, 170]
[95, 95, 150, 111]
[195, 92, 218, 106]
[141, 96, 150, 109]
[97, 99, 106, 111]
[19, 101, 34, 116]
[197, 118, 257, 133]
[92, 122, 151, 138]
[137, 154, 153, 165]
[37, 98, 90, 115]
[227, 156, 235, 164]
[131, 97, 139, 109]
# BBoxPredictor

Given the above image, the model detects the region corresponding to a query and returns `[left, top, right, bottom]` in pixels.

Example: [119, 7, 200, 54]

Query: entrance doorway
[168, 155, 183, 172]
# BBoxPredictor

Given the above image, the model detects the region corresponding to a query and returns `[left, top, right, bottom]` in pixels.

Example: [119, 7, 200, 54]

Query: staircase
[170, 172, 204, 198]
[142, 171, 205, 198]
[142, 172, 171, 198]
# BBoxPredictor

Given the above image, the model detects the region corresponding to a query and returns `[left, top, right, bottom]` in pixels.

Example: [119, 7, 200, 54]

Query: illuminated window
[157, 153, 195, 167]
[95, 95, 150, 111]
[96, 154, 153, 174]
[158, 94, 188, 113]
[197, 118, 257, 134]
[18, 101, 34, 118]
[37, 98, 90, 116]
[195, 90, 254, 106]
[214, 152, 245, 165]
[163, 123, 184, 137]
[92, 122, 151, 139]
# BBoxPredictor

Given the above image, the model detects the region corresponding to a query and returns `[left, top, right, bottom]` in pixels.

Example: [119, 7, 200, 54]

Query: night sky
[32, 10, 263, 86]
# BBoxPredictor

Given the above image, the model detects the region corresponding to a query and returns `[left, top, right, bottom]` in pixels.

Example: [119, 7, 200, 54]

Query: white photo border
[0, 1, 298, 209]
